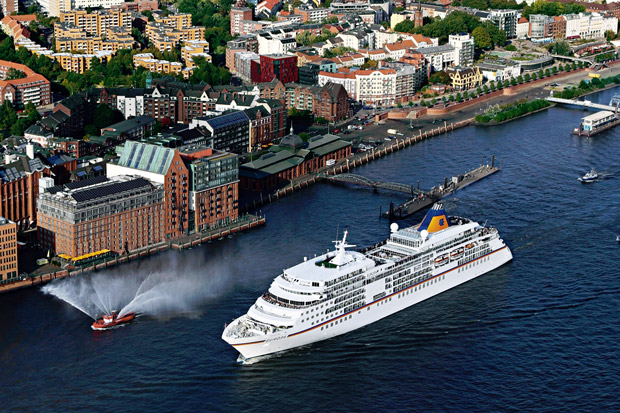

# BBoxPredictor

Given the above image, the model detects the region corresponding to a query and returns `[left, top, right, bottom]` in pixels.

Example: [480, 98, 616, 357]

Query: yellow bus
[589, 73, 601, 79]
[58, 249, 116, 266]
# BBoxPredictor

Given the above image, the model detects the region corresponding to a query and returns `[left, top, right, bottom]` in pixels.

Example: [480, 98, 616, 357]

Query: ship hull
[227, 244, 513, 360]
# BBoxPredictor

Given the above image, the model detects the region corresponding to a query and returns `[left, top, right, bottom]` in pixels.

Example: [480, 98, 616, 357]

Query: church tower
[414, 0, 423, 28]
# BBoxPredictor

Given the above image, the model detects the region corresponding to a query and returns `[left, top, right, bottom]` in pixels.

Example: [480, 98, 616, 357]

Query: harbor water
[2, 87, 620, 410]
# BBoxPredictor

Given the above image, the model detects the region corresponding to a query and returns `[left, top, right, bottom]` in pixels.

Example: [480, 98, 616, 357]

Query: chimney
[26, 143, 35, 160]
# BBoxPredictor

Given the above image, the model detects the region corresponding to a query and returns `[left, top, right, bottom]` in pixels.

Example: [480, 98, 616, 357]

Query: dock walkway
[384, 164, 500, 219]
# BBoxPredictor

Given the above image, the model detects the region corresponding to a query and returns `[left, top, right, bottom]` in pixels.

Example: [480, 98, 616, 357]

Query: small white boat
[578, 169, 598, 183]
[616, 234, 620, 243]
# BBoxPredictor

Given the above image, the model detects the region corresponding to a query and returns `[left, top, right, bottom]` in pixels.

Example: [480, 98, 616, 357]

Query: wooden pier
[384, 161, 500, 220]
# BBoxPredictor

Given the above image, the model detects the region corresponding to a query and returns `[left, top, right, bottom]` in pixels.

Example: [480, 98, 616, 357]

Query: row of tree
[475, 99, 550, 123]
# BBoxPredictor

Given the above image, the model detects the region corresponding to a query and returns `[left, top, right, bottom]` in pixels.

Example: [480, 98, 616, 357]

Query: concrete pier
[384, 163, 500, 219]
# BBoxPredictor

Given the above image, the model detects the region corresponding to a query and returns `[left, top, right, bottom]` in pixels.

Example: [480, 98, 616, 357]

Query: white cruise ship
[223, 204, 513, 361]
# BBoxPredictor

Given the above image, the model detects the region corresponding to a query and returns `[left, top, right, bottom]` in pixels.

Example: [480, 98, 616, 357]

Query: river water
[2, 88, 620, 411]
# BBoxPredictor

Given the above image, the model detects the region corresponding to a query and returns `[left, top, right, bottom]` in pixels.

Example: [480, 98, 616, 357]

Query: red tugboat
[91, 311, 135, 330]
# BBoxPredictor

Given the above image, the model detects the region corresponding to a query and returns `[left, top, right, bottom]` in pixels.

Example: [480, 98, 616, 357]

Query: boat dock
[383, 159, 500, 220]
[546, 96, 618, 111]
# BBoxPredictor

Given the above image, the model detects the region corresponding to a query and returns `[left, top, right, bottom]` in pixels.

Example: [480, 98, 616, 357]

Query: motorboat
[92, 311, 135, 330]
[579, 169, 598, 183]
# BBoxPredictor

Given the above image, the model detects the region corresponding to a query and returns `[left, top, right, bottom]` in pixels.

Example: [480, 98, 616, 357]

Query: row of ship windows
[317, 275, 450, 331]
[457, 255, 490, 272]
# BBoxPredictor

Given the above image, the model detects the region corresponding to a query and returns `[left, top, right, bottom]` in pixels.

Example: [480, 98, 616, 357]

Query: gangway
[322, 173, 422, 195]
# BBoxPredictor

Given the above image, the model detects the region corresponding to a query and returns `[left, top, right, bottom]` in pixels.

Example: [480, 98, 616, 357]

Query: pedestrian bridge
[322, 173, 422, 195]
[546, 97, 617, 112]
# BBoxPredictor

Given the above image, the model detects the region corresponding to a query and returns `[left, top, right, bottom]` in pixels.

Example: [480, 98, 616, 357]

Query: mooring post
[491, 154, 495, 168]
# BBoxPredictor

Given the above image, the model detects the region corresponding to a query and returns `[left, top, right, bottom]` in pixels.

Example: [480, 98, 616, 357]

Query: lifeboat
[465, 243, 475, 249]
[434, 254, 449, 266]
[92, 311, 135, 330]
[450, 247, 464, 260]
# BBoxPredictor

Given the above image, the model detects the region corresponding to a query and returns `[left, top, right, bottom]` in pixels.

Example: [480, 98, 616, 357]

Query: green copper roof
[117, 141, 175, 175]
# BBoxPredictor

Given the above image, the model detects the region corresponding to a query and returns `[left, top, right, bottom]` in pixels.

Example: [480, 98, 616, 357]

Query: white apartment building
[563, 14, 581, 38]
[355, 69, 396, 106]
[516, 17, 529, 38]
[336, 29, 375, 50]
[318, 71, 358, 100]
[448, 33, 474, 67]
[257, 32, 297, 54]
[417, 44, 456, 72]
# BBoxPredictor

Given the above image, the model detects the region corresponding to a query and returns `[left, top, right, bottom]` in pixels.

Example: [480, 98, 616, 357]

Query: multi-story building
[52, 51, 114, 74]
[257, 30, 298, 55]
[529, 14, 550, 39]
[145, 14, 205, 53]
[182, 40, 212, 68]
[516, 17, 529, 39]
[489, 9, 518, 39]
[285, 82, 349, 122]
[230, 6, 254, 35]
[299, 60, 338, 85]
[448, 33, 474, 67]
[0, 15, 34, 41]
[52, 92, 96, 137]
[59, 9, 135, 36]
[445, 66, 483, 90]
[55, 34, 134, 54]
[38, 176, 165, 256]
[0, 60, 51, 108]
[252, 54, 298, 83]
[0, 217, 17, 282]
[133, 53, 187, 77]
[294, 6, 329, 23]
[355, 68, 396, 106]
[0, 0, 16, 17]
[100, 115, 156, 143]
[0, 151, 52, 230]
[180, 146, 239, 231]
[417, 44, 456, 72]
[107, 142, 191, 239]
[189, 111, 250, 154]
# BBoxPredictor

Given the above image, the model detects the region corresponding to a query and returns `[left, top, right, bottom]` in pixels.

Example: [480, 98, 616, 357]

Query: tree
[483, 84, 489, 94]
[323, 46, 356, 58]
[449, 94, 455, 101]
[578, 61, 583, 69]
[510, 77, 517, 86]
[408, 101, 414, 107]
[397, 102, 403, 108]
[497, 79, 503, 89]
[85, 104, 124, 135]
[456, 92, 463, 102]
[0, 101, 17, 130]
[538, 69, 544, 78]
[545, 68, 551, 77]
[472, 26, 493, 49]
[552, 40, 571, 56]
[6, 68, 26, 80]
[605, 30, 616, 42]
[189, 57, 231, 85]
[477, 87, 482, 95]
[361, 59, 379, 70]
[505, 44, 517, 51]
[552, 66, 557, 75]
[532, 72, 537, 81]
[517, 75, 523, 83]
[429, 71, 451, 84]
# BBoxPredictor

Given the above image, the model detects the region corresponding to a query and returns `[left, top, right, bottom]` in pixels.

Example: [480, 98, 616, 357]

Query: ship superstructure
[223, 204, 513, 361]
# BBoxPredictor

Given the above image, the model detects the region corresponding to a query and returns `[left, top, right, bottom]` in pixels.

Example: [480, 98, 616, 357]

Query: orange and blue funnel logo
[418, 203, 450, 233]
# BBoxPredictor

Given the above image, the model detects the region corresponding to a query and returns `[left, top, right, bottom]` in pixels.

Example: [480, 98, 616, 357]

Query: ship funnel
[417, 203, 450, 234]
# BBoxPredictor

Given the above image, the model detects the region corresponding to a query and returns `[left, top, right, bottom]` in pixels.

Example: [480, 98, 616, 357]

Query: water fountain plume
[42, 250, 234, 325]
